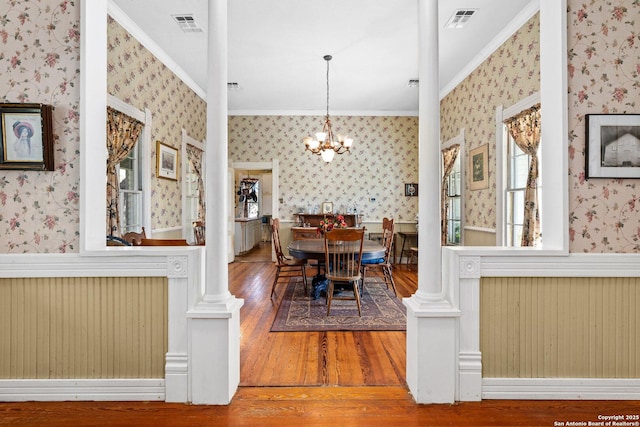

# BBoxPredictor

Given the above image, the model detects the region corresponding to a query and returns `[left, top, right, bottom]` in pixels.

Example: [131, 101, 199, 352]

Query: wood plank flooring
[234, 260, 415, 386]
[2, 260, 639, 426]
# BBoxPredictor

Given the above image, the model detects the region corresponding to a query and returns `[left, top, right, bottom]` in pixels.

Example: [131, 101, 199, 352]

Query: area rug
[270, 277, 406, 332]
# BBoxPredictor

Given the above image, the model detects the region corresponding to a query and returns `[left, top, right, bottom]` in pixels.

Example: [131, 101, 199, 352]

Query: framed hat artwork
[0, 103, 54, 171]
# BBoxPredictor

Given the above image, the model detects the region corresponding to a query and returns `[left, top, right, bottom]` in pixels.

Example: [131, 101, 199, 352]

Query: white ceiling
[109, 0, 538, 115]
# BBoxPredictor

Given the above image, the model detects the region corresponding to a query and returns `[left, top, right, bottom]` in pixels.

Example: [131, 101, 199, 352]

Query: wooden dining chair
[324, 227, 365, 316]
[122, 227, 146, 246]
[270, 218, 308, 300]
[361, 217, 397, 296]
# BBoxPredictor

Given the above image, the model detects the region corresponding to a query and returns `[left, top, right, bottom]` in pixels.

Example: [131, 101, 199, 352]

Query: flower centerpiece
[317, 214, 348, 235]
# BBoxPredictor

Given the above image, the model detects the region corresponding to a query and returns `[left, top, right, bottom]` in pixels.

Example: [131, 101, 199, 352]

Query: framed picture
[0, 103, 54, 171]
[585, 114, 640, 179]
[157, 141, 178, 180]
[322, 201, 333, 214]
[405, 183, 418, 197]
[469, 144, 489, 190]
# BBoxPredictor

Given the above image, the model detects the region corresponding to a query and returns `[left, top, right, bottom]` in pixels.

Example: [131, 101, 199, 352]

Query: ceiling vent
[444, 9, 477, 29]
[172, 15, 203, 33]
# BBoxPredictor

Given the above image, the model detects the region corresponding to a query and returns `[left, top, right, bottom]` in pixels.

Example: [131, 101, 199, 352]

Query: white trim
[106, 1, 206, 100]
[0, 379, 165, 402]
[464, 226, 496, 234]
[539, 0, 569, 252]
[440, 0, 540, 99]
[80, 0, 108, 252]
[502, 92, 541, 120]
[228, 110, 418, 117]
[152, 226, 184, 235]
[482, 378, 640, 400]
[107, 94, 145, 122]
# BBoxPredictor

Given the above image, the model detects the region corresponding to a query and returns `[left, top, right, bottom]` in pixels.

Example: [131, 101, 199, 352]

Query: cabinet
[234, 218, 262, 255]
[293, 213, 360, 227]
[291, 226, 321, 240]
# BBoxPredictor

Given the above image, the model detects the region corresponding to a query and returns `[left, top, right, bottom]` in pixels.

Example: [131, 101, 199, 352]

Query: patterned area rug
[271, 277, 406, 332]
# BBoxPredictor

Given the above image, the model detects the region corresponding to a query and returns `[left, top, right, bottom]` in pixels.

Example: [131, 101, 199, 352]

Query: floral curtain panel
[441, 144, 460, 245]
[505, 104, 541, 246]
[185, 144, 206, 221]
[106, 107, 144, 236]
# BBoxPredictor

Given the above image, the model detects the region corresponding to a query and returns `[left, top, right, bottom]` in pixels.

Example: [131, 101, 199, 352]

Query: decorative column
[187, 0, 244, 405]
[403, 0, 460, 404]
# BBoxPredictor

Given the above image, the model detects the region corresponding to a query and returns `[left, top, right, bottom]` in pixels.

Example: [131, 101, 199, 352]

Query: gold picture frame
[156, 141, 178, 180]
[469, 144, 489, 190]
[321, 201, 333, 214]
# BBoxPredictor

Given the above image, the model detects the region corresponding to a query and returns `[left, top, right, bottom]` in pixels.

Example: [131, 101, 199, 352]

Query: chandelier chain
[325, 56, 330, 118]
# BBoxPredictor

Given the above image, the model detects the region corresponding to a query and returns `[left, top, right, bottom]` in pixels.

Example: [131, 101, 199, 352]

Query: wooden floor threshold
[2, 386, 639, 426]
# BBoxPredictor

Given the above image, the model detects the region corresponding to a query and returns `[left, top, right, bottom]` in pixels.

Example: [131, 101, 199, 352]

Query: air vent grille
[445, 9, 477, 29]
[172, 15, 203, 33]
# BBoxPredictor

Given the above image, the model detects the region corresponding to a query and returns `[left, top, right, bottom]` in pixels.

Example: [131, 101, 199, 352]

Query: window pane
[514, 154, 529, 188]
[512, 225, 523, 246]
[512, 190, 524, 224]
[450, 197, 460, 218]
[121, 191, 141, 232]
[247, 202, 259, 219]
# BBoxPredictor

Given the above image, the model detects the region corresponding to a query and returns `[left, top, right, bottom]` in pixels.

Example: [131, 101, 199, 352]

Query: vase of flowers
[317, 214, 348, 236]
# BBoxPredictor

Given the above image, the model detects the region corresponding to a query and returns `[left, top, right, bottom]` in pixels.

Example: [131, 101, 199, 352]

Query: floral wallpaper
[440, 13, 540, 232]
[107, 17, 207, 231]
[0, 0, 80, 253]
[567, 0, 640, 253]
[228, 115, 419, 222]
[2, 1, 639, 254]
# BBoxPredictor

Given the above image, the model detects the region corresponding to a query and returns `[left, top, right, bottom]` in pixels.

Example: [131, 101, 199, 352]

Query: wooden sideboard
[293, 213, 360, 227]
[291, 226, 321, 240]
[291, 213, 363, 240]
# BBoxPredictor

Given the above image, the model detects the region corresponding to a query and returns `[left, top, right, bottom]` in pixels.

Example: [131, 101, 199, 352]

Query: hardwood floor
[2, 261, 639, 426]
[235, 261, 416, 386]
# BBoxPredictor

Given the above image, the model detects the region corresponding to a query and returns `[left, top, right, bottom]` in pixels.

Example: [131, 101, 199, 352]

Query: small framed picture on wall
[405, 183, 418, 197]
[0, 103, 54, 171]
[469, 144, 489, 190]
[157, 141, 178, 180]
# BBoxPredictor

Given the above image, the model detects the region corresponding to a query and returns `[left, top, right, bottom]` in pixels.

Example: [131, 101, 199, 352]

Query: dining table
[287, 238, 386, 299]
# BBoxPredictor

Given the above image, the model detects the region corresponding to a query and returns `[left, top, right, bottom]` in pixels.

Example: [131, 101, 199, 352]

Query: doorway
[231, 160, 279, 263]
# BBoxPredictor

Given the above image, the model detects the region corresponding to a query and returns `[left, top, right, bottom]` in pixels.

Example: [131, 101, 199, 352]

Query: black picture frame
[585, 114, 640, 179]
[0, 103, 54, 171]
[405, 183, 418, 197]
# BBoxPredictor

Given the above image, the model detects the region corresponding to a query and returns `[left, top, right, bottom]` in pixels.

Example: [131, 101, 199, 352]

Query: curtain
[505, 104, 541, 246]
[441, 144, 460, 246]
[186, 144, 206, 221]
[106, 107, 144, 236]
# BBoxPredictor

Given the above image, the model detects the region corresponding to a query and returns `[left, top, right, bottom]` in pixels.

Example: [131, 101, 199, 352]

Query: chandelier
[303, 55, 353, 163]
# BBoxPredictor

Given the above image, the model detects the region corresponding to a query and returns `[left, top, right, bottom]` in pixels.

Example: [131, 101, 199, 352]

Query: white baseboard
[0, 379, 165, 402]
[482, 378, 640, 400]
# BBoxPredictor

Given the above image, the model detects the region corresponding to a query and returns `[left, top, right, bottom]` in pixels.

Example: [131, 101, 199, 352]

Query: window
[246, 180, 260, 219]
[446, 155, 461, 245]
[185, 157, 201, 239]
[505, 130, 531, 247]
[118, 140, 143, 234]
